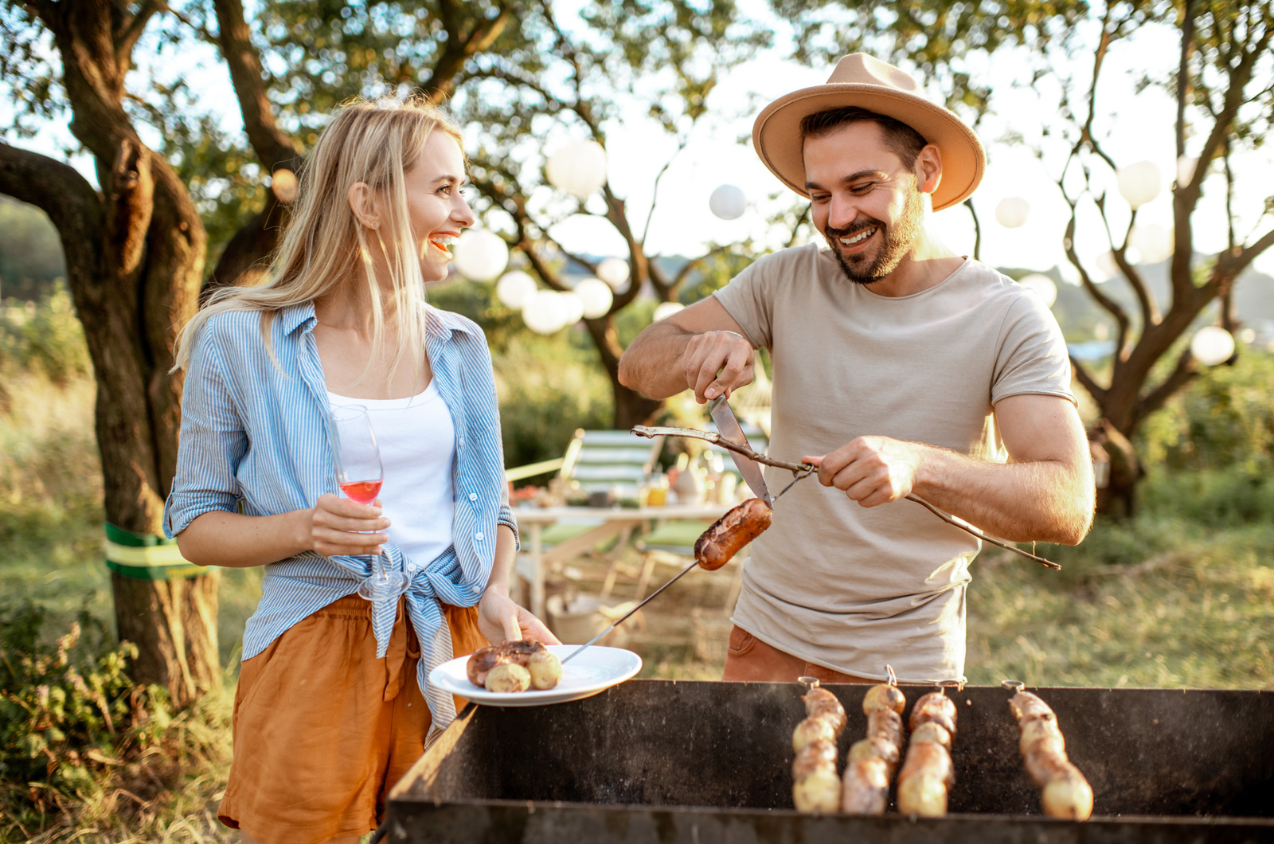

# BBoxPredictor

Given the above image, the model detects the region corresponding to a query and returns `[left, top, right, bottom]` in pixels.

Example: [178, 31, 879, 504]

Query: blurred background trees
[1, 0, 1273, 703]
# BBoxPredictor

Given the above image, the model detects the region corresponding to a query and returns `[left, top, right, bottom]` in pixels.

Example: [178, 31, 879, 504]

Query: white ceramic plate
[429, 645, 642, 707]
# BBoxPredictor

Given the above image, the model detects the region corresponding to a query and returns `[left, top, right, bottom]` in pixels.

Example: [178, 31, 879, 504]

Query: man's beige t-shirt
[714, 244, 1075, 683]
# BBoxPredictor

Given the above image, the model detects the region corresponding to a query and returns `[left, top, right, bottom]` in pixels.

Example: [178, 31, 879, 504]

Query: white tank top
[326, 381, 456, 567]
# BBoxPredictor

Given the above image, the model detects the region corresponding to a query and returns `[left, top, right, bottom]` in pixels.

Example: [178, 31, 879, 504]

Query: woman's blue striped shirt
[164, 301, 516, 733]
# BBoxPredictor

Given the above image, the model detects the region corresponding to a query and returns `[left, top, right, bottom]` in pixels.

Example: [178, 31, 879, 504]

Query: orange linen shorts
[722, 626, 876, 684]
[218, 594, 486, 844]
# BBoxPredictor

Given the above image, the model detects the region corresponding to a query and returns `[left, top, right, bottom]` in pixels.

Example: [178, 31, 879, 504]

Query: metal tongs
[630, 424, 1060, 570]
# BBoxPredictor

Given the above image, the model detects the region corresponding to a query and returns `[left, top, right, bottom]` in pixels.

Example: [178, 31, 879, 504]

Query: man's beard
[824, 187, 925, 285]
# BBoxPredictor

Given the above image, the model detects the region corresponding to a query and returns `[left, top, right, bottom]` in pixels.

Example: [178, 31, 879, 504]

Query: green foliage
[0, 198, 64, 300]
[0, 606, 158, 804]
[1139, 349, 1274, 472]
[0, 603, 234, 842]
[0, 281, 91, 385]
[493, 333, 613, 471]
[967, 518, 1274, 690]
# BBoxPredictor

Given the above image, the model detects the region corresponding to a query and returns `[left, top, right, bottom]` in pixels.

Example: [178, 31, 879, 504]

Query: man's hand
[478, 584, 561, 646]
[804, 436, 924, 507]
[308, 493, 389, 556]
[683, 330, 754, 403]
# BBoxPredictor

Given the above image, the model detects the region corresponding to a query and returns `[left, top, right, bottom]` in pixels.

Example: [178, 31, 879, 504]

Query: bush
[1139, 348, 1274, 472]
[0, 604, 165, 810]
[0, 281, 91, 386]
[0, 603, 232, 841]
[493, 333, 612, 471]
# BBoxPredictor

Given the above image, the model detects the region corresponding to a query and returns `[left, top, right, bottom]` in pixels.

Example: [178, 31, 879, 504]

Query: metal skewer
[631, 424, 1061, 570]
[560, 557, 701, 664]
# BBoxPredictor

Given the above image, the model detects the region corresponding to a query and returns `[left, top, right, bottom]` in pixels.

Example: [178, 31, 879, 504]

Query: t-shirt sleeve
[712, 252, 781, 350]
[991, 291, 1076, 406]
[163, 322, 248, 537]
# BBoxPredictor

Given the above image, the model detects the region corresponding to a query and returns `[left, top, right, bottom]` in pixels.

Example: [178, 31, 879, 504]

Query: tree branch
[0, 141, 103, 292]
[1133, 345, 1198, 428]
[1069, 355, 1107, 406]
[211, 0, 299, 171]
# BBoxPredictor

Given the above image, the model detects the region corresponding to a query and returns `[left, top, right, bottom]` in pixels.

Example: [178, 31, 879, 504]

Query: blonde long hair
[172, 97, 464, 381]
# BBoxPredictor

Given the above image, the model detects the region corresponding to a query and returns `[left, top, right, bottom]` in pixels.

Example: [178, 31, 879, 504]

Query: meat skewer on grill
[842, 666, 907, 815]
[1004, 681, 1094, 820]
[896, 685, 959, 816]
[791, 678, 845, 813]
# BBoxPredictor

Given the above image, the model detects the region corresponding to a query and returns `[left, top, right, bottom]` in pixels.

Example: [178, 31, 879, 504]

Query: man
[618, 54, 1094, 686]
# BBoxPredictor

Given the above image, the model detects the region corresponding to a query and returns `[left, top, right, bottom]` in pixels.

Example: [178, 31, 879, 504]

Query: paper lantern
[495, 271, 537, 309]
[1018, 273, 1058, 308]
[561, 291, 585, 326]
[994, 197, 1030, 229]
[597, 257, 630, 289]
[1176, 156, 1198, 188]
[522, 290, 569, 334]
[1238, 327, 1256, 345]
[546, 140, 608, 198]
[452, 230, 509, 281]
[709, 184, 748, 220]
[653, 302, 685, 323]
[1129, 224, 1173, 264]
[1191, 326, 1235, 366]
[1116, 161, 1161, 209]
[271, 168, 298, 203]
[574, 278, 613, 319]
[1095, 251, 1121, 281]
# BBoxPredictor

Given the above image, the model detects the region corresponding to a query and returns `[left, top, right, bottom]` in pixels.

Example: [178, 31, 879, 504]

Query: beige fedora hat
[753, 54, 985, 211]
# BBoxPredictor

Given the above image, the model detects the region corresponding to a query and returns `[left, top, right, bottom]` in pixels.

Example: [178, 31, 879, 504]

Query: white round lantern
[546, 140, 608, 198]
[653, 301, 685, 323]
[1238, 327, 1256, 345]
[1191, 326, 1235, 366]
[495, 271, 537, 309]
[1018, 273, 1058, 308]
[1129, 224, 1173, 264]
[560, 291, 584, 326]
[1116, 161, 1161, 209]
[1176, 156, 1198, 188]
[452, 230, 509, 281]
[1095, 251, 1121, 281]
[596, 257, 630, 290]
[995, 197, 1030, 229]
[709, 184, 748, 220]
[574, 278, 613, 319]
[522, 290, 569, 334]
[271, 168, 299, 203]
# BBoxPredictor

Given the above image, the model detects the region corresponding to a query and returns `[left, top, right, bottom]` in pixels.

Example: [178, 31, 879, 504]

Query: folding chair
[511, 429, 664, 607]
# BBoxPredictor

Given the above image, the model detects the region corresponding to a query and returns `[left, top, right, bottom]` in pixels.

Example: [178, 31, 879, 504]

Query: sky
[4, 4, 1272, 282]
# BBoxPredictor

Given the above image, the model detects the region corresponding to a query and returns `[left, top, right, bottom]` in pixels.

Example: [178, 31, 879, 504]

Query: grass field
[2, 370, 1272, 842]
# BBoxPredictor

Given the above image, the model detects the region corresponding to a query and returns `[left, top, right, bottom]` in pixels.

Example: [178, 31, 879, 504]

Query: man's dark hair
[800, 107, 928, 169]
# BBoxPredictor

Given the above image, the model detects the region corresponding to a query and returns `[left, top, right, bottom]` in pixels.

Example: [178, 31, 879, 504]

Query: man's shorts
[722, 625, 875, 684]
[218, 594, 487, 844]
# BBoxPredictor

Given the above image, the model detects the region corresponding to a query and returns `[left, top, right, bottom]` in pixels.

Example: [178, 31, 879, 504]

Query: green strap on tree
[104, 523, 204, 580]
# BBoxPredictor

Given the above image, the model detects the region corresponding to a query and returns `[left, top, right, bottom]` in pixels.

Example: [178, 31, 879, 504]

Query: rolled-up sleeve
[164, 324, 248, 537]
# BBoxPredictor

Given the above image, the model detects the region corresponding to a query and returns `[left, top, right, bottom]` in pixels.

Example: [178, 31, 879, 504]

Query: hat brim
[753, 84, 985, 212]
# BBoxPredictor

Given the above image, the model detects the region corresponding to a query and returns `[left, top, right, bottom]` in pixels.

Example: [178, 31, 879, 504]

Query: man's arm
[805, 394, 1094, 545]
[618, 297, 755, 403]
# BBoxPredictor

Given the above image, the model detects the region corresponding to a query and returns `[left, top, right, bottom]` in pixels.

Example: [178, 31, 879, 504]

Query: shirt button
[469, 493, 477, 502]
[407, 562, 417, 573]
[475, 532, 484, 541]
[458, 437, 465, 448]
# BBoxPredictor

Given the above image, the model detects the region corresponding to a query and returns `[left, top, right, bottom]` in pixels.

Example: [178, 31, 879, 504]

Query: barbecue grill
[386, 680, 1274, 843]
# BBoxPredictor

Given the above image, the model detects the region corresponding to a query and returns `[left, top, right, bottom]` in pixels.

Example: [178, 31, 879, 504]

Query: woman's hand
[478, 584, 561, 646]
[307, 493, 390, 557]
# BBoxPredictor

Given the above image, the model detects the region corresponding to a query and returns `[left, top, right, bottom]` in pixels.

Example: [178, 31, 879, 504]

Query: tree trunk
[1089, 418, 1143, 519]
[0, 1, 220, 707]
[613, 381, 663, 430]
[113, 571, 221, 701]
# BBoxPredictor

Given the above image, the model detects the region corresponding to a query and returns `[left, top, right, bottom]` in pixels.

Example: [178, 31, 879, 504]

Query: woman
[165, 98, 557, 844]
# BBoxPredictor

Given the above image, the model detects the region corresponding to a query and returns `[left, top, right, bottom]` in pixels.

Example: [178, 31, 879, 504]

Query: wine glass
[331, 405, 409, 601]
